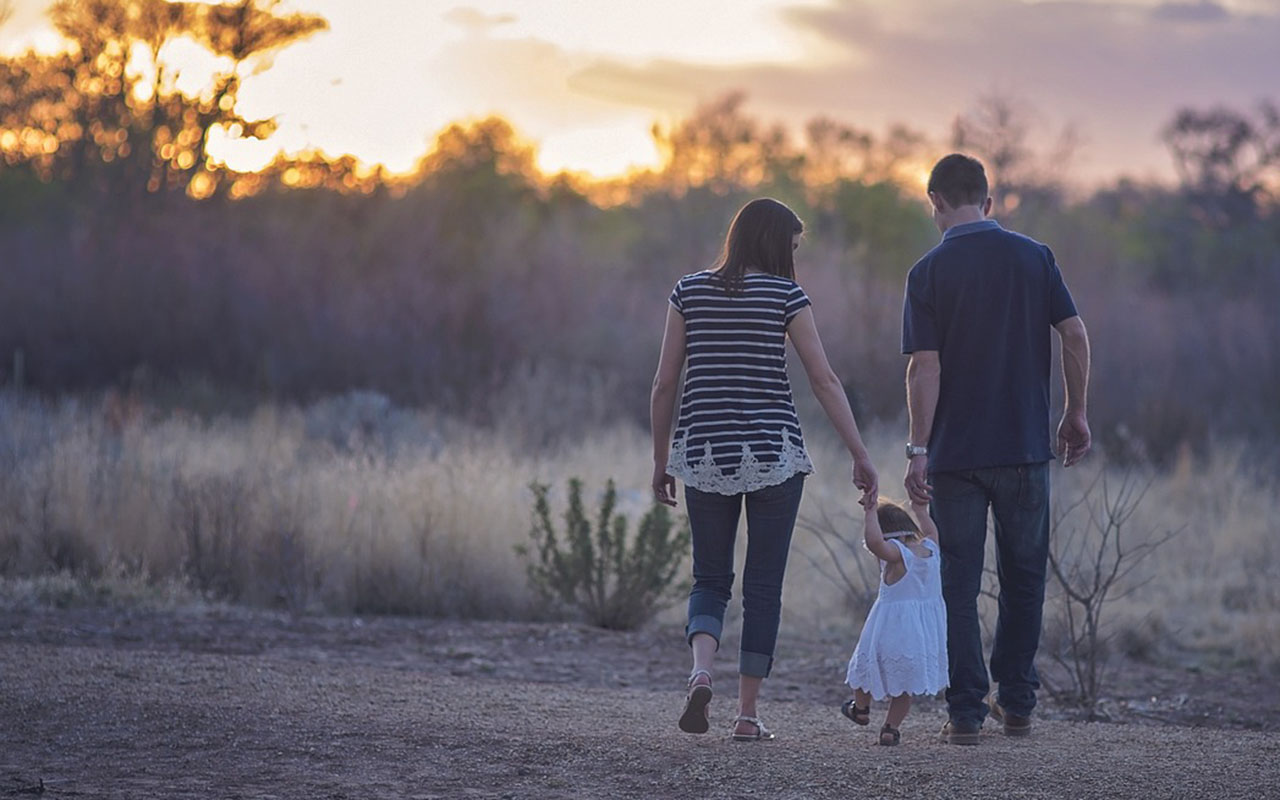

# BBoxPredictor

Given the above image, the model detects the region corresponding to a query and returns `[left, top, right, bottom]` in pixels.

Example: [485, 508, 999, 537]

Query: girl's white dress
[846, 538, 948, 700]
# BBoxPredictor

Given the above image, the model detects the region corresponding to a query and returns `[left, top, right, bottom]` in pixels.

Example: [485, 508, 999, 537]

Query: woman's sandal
[840, 698, 871, 726]
[878, 724, 901, 746]
[678, 670, 713, 734]
[730, 715, 776, 742]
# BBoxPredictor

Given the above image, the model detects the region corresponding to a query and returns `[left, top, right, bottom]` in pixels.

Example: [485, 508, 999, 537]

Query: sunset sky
[2, 0, 1278, 185]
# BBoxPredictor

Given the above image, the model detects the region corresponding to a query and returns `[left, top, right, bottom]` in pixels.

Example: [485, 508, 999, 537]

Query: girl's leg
[841, 687, 872, 726]
[854, 688, 872, 710]
[885, 694, 912, 729]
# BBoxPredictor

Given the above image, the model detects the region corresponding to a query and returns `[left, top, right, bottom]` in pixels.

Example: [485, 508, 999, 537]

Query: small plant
[1044, 467, 1179, 718]
[517, 477, 690, 630]
[173, 473, 256, 600]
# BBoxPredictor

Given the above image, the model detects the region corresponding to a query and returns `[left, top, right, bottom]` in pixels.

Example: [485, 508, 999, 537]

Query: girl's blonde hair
[876, 501, 921, 542]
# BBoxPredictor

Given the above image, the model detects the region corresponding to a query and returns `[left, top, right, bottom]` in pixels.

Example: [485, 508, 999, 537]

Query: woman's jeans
[930, 462, 1051, 727]
[683, 473, 805, 679]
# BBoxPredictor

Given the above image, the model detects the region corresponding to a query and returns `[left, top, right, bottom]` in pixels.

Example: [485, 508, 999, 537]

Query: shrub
[172, 473, 257, 600]
[518, 477, 690, 630]
[1043, 467, 1180, 718]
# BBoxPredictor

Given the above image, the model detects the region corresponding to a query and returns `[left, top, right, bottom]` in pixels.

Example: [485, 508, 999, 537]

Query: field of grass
[1, 388, 1275, 674]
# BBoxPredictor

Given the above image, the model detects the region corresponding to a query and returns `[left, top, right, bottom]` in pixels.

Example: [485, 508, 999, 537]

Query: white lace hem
[846, 653, 949, 700]
[668, 435, 813, 495]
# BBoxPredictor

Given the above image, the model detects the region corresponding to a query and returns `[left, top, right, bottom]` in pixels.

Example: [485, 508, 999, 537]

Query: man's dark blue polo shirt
[901, 219, 1078, 473]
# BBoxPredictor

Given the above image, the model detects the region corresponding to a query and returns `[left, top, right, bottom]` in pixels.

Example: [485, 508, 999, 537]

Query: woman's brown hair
[711, 197, 803, 294]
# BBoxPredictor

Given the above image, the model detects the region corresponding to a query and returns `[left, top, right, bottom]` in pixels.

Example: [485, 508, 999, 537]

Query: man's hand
[652, 463, 677, 507]
[1056, 411, 1091, 468]
[904, 456, 932, 504]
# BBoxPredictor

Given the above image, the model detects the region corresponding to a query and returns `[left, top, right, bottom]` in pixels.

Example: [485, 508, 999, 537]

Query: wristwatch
[905, 443, 928, 459]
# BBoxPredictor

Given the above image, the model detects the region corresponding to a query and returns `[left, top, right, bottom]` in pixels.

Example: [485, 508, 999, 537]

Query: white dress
[845, 538, 948, 700]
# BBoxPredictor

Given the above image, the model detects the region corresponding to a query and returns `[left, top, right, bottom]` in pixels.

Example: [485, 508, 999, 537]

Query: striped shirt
[666, 270, 815, 495]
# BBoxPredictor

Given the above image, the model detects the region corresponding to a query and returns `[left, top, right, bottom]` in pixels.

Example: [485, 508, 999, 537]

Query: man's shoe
[988, 696, 1032, 737]
[939, 719, 981, 745]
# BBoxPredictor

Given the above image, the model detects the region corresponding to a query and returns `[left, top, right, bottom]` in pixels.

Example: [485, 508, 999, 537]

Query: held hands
[904, 456, 932, 504]
[852, 455, 878, 509]
[1056, 411, 1092, 468]
[652, 462, 678, 507]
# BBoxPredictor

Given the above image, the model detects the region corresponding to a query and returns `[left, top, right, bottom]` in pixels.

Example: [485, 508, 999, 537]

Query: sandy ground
[2, 605, 1279, 799]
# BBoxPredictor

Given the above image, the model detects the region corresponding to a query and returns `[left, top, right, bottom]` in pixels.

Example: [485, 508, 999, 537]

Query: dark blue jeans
[931, 462, 1050, 726]
[683, 473, 805, 678]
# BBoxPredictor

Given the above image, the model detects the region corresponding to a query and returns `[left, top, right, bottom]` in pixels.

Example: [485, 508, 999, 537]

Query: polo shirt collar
[942, 219, 1001, 241]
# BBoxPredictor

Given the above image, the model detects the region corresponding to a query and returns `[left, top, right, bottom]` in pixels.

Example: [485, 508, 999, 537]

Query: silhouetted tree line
[2, 2, 1279, 463]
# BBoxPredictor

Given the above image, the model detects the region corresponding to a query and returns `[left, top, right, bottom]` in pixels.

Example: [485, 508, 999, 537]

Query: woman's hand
[652, 462, 678, 507]
[852, 455, 878, 507]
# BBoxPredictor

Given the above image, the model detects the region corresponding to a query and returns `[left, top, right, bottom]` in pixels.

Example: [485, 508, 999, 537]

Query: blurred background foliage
[2, 1, 1280, 468]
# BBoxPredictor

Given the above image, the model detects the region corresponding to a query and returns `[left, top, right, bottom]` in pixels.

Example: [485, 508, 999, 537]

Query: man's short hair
[928, 154, 989, 209]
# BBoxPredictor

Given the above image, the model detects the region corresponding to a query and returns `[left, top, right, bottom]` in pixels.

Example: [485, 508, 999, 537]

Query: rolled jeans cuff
[686, 615, 722, 649]
[739, 650, 773, 679]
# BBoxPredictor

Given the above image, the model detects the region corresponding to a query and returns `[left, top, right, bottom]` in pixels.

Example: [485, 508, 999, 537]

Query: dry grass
[0, 389, 1275, 672]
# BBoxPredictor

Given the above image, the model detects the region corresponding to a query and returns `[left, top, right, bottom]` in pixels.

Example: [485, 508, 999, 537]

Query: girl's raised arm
[910, 500, 939, 542]
[862, 498, 902, 564]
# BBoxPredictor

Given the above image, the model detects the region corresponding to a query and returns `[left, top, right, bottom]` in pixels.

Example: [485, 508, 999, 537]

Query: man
[901, 153, 1092, 745]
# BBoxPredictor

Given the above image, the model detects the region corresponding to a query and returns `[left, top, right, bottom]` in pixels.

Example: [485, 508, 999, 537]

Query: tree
[1161, 101, 1280, 226]
[650, 92, 799, 195]
[950, 93, 1076, 217]
[0, 0, 327, 198]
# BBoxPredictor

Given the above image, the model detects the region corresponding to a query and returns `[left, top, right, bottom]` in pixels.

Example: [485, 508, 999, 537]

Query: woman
[651, 197, 878, 740]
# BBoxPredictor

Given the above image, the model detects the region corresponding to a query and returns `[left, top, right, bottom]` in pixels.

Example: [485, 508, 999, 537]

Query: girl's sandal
[840, 698, 871, 726]
[731, 715, 776, 742]
[678, 670, 713, 734]
[878, 724, 901, 746]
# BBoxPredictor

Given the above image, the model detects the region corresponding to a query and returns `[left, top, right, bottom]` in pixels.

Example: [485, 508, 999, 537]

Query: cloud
[1150, 2, 1232, 23]
[566, 0, 1280, 181]
[443, 7, 517, 35]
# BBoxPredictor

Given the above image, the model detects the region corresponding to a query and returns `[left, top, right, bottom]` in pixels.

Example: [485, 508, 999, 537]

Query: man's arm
[1054, 315, 1091, 467]
[904, 350, 940, 503]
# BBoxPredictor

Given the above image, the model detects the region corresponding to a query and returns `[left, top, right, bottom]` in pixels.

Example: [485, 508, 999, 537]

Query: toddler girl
[841, 498, 947, 745]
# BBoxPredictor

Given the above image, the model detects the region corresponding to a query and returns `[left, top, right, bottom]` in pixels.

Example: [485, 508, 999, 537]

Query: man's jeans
[683, 473, 805, 679]
[931, 462, 1050, 726]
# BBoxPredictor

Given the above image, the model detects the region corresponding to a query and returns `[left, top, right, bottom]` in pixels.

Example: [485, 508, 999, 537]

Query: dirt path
[2, 606, 1278, 799]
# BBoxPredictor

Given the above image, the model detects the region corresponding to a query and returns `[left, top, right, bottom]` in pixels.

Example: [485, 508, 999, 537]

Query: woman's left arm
[650, 305, 686, 507]
[789, 306, 878, 502]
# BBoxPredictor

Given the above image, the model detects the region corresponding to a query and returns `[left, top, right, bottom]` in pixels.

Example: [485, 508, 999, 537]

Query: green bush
[518, 478, 690, 630]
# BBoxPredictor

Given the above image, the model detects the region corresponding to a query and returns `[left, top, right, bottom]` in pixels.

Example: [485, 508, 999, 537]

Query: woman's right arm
[650, 305, 686, 507]
[788, 306, 878, 502]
